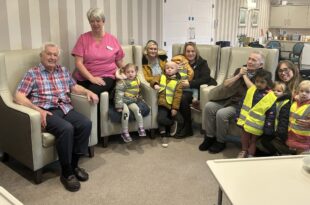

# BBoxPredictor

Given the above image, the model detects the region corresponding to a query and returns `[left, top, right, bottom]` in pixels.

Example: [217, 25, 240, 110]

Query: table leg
[217, 187, 223, 205]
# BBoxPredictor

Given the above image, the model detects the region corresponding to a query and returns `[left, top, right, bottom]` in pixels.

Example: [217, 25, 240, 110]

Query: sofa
[0, 49, 97, 183]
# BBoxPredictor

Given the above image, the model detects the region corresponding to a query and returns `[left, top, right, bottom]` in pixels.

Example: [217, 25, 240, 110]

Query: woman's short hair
[183, 42, 200, 61]
[87, 8, 105, 22]
[275, 60, 300, 94]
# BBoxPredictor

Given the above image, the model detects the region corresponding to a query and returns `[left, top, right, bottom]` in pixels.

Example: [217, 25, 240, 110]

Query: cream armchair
[172, 44, 220, 124]
[100, 45, 154, 146]
[201, 47, 279, 137]
[0, 49, 97, 183]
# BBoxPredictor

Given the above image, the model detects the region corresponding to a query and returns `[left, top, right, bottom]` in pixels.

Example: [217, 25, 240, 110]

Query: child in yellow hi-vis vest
[286, 80, 310, 153]
[236, 69, 277, 158]
[151, 61, 183, 148]
[115, 63, 147, 143]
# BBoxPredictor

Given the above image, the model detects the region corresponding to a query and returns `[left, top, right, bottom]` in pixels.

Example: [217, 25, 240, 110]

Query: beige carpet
[0, 133, 239, 205]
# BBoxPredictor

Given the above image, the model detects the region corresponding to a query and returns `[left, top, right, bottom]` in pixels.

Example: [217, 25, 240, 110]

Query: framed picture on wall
[239, 7, 247, 27]
[251, 9, 259, 27]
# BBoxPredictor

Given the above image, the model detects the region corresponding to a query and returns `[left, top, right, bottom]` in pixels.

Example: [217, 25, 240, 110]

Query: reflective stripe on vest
[288, 102, 310, 136]
[275, 99, 290, 130]
[159, 75, 178, 105]
[178, 67, 188, 80]
[237, 86, 256, 126]
[124, 78, 140, 98]
[237, 86, 277, 135]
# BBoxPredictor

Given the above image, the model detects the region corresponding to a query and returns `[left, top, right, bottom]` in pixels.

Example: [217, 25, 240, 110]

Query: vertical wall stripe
[0, 0, 10, 51]
[103, 0, 110, 33]
[90, 0, 97, 8]
[39, 0, 50, 43]
[141, 0, 148, 45]
[75, 0, 84, 37]
[97, 0, 104, 10]
[121, 0, 128, 44]
[116, 0, 123, 44]
[18, 0, 32, 49]
[48, 0, 60, 45]
[132, 0, 139, 45]
[58, 0, 69, 68]
[156, 0, 161, 44]
[109, 0, 117, 36]
[67, 0, 77, 70]
[147, 1, 152, 43]
[137, 0, 143, 45]
[28, 0, 42, 48]
[150, 0, 157, 41]
[82, 0, 91, 33]
[127, 0, 133, 44]
[6, 0, 22, 50]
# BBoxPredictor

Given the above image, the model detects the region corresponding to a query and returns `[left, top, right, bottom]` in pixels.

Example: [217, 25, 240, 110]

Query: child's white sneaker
[138, 127, 147, 137]
[170, 121, 178, 136]
[237, 150, 248, 158]
[161, 137, 169, 148]
[121, 132, 132, 143]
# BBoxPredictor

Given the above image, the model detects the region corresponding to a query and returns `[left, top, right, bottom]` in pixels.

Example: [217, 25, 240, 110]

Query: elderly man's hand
[87, 91, 99, 104]
[181, 80, 190, 88]
[39, 109, 53, 128]
[239, 67, 248, 76]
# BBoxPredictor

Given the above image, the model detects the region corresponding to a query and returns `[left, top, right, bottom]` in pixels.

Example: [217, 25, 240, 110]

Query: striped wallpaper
[0, 0, 271, 70]
[0, 0, 162, 71]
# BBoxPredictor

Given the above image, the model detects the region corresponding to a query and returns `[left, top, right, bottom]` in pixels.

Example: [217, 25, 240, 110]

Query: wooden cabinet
[269, 5, 310, 28]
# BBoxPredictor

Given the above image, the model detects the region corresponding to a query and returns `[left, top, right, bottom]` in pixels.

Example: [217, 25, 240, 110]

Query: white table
[207, 155, 310, 205]
[0, 186, 23, 205]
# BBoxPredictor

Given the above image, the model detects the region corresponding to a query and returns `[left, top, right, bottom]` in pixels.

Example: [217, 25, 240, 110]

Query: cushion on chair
[42, 132, 55, 148]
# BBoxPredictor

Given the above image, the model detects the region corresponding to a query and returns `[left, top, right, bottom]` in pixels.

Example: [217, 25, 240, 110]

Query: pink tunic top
[72, 31, 124, 81]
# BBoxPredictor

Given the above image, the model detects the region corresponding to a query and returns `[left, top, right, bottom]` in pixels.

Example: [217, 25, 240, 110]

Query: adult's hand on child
[181, 80, 190, 88]
[154, 84, 160, 90]
[171, 109, 177, 117]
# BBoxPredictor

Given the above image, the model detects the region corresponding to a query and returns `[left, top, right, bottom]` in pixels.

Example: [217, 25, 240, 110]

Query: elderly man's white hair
[251, 50, 265, 65]
[40, 42, 61, 56]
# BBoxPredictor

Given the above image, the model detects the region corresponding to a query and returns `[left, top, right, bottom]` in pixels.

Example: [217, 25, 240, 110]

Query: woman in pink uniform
[72, 7, 125, 97]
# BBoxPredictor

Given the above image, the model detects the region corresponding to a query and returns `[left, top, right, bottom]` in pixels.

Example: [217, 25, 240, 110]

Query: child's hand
[154, 84, 160, 90]
[116, 108, 123, 112]
[115, 68, 127, 80]
[171, 109, 177, 117]
[181, 80, 190, 88]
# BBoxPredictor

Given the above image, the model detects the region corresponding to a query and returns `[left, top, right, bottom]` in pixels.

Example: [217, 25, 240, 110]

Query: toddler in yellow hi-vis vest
[286, 80, 310, 153]
[236, 69, 277, 158]
[115, 63, 147, 143]
[151, 61, 183, 148]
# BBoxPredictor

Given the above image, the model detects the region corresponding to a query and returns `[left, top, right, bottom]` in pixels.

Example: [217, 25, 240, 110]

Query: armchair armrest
[71, 93, 98, 146]
[141, 82, 158, 128]
[0, 91, 43, 170]
[200, 84, 217, 109]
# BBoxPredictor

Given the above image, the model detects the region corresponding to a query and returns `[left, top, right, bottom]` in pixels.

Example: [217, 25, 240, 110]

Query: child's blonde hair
[165, 61, 178, 70]
[273, 81, 287, 92]
[298, 80, 310, 91]
[123, 63, 138, 72]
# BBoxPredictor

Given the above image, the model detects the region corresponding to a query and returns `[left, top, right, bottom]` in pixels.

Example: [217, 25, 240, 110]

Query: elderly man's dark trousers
[45, 108, 92, 171]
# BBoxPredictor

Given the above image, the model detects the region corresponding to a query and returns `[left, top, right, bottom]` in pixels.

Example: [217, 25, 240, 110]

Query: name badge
[107, 46, 113, 51]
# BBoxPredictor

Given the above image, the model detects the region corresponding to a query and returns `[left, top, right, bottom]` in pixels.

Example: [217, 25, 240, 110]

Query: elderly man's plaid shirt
[17, 63, 77, 114]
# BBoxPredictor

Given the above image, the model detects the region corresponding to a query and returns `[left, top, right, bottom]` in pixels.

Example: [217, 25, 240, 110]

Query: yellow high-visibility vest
[288, 101, 310, 136]
[124, 78, 140, 98]
[178, 67, 188, 80]
[237, 86, 277, 135]
[159, 75, 178, 105]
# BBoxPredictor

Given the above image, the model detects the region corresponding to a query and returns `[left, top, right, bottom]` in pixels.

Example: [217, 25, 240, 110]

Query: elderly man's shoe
[60, 175, 80, 192]
[74, 167, 89, 182]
